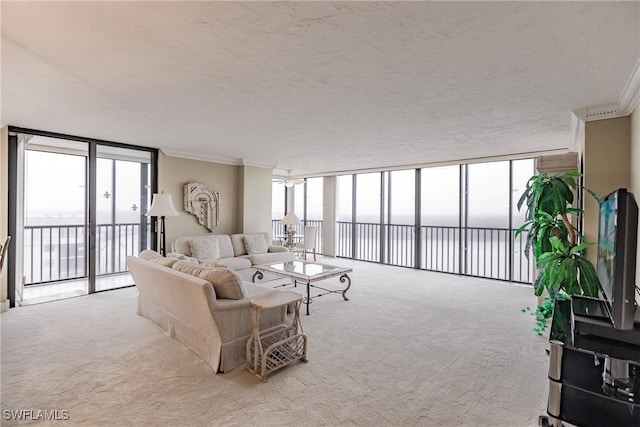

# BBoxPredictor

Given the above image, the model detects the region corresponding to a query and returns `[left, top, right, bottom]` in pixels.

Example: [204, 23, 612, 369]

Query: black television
[596, 188, 639, 330]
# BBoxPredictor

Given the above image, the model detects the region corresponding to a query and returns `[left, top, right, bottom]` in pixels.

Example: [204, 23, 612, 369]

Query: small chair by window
[293, 226, 318, 261]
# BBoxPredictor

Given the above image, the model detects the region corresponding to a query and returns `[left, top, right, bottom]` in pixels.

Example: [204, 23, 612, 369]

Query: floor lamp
[147, 192, 180, 256]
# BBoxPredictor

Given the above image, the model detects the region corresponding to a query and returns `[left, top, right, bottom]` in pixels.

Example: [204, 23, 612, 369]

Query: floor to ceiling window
[386, 169, 416, 267]
[355, 173, 382, 262]
[23, 139, 88, 295]
[270, 178, 324, 253]
[305, 177, 324, 253]
[8, 129, 157, 306]
[333, 159, 535, 284]
[95, 145, 152, 291]
[420, 165, 461, 274]
[465, 161, 511, 280]
[271, 181, 287, 237]
[511, 159, 535, 282]
[336, 175, 354, 258]
[270, 158, 534, 284]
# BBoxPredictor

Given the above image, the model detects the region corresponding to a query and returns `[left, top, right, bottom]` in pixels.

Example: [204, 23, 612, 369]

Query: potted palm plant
[516, 171, 601, 334]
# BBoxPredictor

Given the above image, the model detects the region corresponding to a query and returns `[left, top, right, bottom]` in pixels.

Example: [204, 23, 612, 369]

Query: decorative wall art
[184, 182, 220, 231]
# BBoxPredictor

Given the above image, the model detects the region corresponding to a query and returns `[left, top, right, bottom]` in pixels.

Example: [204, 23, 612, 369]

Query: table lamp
[280, 212, 301, 247]
[147, 192, 180, 256]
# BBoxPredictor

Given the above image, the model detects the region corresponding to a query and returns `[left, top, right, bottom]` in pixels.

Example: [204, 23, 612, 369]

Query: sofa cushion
[190, 238, 220, 261]
[172, 261, 246, 300]
[215, 235, 235, 259]
[212, 257, 252, 271]
[139, 250, 178, 268]
[230, 234, 247, 257]
[248, 251, 295, 266]
[244, 234, 268, 255]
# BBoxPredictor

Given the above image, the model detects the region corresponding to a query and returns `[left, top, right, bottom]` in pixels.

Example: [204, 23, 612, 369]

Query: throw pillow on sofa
[139, 250, 178, 268]
[189, 239, 220, 262]
[200, 268, 247, 300]
[202, 259, 229, 268]
[172, 260, 205, 276]
[243, 234, 268, 255]
[172, 261, 246, 300]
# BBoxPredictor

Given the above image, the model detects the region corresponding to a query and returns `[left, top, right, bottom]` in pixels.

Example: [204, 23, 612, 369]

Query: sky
[25, 150, 147, 225]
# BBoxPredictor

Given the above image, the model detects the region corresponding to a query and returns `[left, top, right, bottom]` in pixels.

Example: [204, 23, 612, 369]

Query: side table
[246, 291, 307, 382]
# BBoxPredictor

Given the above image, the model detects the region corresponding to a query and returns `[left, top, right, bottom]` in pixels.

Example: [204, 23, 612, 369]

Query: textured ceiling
[2, 1, 639, 177]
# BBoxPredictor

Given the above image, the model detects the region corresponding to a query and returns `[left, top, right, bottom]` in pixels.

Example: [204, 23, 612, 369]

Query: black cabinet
[544, 299, 640, 427]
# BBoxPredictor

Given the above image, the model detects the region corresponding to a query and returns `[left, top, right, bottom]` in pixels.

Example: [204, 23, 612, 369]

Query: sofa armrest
[268, 246, 289, 253]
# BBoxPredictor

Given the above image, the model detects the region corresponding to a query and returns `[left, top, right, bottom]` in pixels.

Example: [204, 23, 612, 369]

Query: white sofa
[128, 252, 292, 373]
[170, 232, 294, 281]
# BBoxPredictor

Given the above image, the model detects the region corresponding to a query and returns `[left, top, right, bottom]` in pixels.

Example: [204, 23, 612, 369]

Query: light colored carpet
[1, 257, 549, 426]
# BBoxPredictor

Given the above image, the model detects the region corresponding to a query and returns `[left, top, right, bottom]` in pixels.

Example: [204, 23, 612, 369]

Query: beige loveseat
[170, 232, 294, 281]
[128, 252, 292, 373]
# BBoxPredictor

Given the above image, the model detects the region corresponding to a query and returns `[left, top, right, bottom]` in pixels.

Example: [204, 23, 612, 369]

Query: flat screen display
[595, 188, 638, 330]
[597, 195, 617, 303]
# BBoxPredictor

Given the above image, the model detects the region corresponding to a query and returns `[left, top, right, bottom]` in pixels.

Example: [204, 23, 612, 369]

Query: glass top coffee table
[252, 260, 352, 315]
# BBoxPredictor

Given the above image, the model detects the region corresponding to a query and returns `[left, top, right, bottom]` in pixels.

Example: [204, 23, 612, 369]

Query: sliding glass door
[9, 129, 156, 306]
[22, 137, 89, 303]
[95, 146, 151, 291]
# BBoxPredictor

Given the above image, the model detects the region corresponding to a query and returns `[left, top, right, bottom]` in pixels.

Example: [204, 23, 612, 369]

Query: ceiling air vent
[585, 107, 617, 119]
[574, 104, 622, 122]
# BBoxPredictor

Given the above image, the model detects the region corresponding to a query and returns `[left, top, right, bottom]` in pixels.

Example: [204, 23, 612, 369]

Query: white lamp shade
[281, 211, 301, 225]
[147, 193, 180, 217]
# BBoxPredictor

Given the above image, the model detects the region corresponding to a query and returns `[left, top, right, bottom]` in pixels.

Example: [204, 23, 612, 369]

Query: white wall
[584, 116, 631, 264]
[239, 165, 273, 235]
[158, 153, 240, 247]
[157, 155, 274, 248]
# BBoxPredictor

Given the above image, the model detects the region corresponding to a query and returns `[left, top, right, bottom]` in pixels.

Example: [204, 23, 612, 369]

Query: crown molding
[618, 59, 640, 115]
[573, 58, 640, 122]
[240, 159, 276, 170]
[161, 148, 275, 170]
[160, 148, 241, 166]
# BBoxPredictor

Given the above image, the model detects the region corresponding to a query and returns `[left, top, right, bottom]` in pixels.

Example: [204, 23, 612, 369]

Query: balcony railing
[273, 219, 532, 283]
[25, 219, 531, 286]
[336, 221, 532, 284]
[24, 223, 146, 285]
